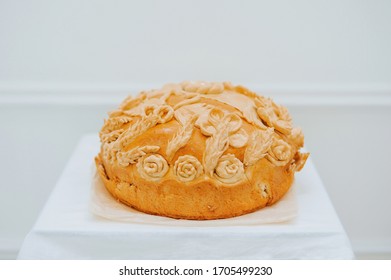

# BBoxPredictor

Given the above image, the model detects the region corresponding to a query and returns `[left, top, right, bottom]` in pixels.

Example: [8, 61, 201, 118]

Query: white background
[0, 0, 390, 259]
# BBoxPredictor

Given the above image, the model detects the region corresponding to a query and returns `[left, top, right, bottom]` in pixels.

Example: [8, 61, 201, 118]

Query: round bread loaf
[95, 82, 309, 220]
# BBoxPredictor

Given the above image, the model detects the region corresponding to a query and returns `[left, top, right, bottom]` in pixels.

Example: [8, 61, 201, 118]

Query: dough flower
[199, 108, 248, 148]
[137, 154, 169, 181]
[174, 155, 203, 182]
[214, 154, 244, 184]
[266, 139, 292, 166]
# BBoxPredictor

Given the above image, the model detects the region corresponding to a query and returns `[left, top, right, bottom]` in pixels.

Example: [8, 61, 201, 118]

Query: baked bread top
[96, 81, 309, 219]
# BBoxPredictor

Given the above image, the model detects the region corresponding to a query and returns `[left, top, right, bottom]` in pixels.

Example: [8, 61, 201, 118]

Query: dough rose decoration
[96, 81, 309, 220]
[136, 154, 169, 181]
[266, 138, 293, 166]
[174, 155, 204, 182]
[213, 154, 244, 184]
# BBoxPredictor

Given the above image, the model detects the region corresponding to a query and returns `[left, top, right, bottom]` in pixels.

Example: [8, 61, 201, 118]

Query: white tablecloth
[18, 135, 354, 259]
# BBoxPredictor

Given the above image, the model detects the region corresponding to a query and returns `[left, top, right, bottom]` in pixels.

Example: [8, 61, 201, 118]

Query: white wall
[1, 0, 391, 259]
[1, 0, 391, 86]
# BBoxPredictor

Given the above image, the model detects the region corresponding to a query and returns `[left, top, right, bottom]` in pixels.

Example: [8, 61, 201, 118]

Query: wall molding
[1, 82, 391, 107]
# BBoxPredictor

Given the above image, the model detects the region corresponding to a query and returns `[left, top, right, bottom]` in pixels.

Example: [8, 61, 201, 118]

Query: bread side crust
[95, 154, 293, 220]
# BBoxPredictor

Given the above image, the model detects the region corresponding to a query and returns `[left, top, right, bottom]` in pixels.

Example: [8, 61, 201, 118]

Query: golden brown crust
[96, 81, 308, 220]
[95, 156, 293, 220]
